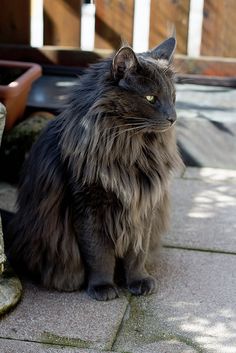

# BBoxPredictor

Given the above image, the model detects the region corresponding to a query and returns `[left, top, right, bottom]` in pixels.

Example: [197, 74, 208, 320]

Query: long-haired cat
[4, 37, 182, 300]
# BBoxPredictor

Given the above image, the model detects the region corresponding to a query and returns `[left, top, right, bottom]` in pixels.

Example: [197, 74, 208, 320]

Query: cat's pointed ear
[149, 37, 176, 63]
[112, 47, 139, 79]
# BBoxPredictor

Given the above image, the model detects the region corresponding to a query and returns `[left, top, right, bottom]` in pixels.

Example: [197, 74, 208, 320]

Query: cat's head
[110, 37, 176, 133]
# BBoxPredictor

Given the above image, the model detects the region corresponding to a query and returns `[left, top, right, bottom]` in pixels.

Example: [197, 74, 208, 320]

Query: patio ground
[0, 166, 236, 353]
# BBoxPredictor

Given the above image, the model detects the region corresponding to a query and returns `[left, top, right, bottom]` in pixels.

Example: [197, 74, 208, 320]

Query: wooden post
[44, 0, 81, 46]
[201, 0, 236, 57]
[149, 0, 190, 54]
[95, 0, 134, 50]
[0, 0, 31, 44]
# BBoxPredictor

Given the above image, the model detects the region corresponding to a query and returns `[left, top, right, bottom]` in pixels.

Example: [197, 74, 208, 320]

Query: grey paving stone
[176, 84, 236, 169]
[113, 248, 236, 353]
[183, 167, 236, 183]
[165, 176, 236, 252]
[120, 340, 197, 353]
[0, 339, 108, 353]
[176, 84, 236, 124]
[0, 282, 128, 350]
[176, 117, 236, 169]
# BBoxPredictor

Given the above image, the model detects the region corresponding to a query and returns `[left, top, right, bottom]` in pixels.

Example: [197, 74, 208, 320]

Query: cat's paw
[87, 283, 119, 301]
[128, 276, 157, 296]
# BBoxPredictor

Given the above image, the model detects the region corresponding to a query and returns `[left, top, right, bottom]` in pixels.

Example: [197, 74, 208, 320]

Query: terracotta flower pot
[0, 60, 42, 131]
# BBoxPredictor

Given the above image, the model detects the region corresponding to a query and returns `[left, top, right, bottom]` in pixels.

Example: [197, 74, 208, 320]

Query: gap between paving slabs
[111, 289, 205, 353]
[1, 233, 235, 353]
[112, 248, 236, 353]
[38, 294, 129, 351]
[0, 337, 115, 353]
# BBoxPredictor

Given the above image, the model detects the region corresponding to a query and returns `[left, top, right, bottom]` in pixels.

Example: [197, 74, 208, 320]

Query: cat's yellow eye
[145, 95, 156, 104]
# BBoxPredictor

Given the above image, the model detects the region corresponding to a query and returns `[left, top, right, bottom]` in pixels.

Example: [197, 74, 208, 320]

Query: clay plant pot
[0, 60, 42, 131]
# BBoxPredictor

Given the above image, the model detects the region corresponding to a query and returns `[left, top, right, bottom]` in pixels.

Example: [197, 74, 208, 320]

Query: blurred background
[0, 0, 236, 182]
[0, 0, 236, 57]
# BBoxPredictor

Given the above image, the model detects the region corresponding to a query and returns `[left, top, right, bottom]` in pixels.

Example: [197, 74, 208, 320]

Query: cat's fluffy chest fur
[68, 128, 178, 257]
[101, 147, 171, 257]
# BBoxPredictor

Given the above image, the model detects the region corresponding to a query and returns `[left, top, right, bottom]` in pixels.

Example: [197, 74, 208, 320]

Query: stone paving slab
[0, 339, 109, 353]
[113, 248, 236, 353]
[183, 167, 236, 183]
[176, 117, 236, 169]
[176, 84, 236, 124]
[165, 175, 236, 252]
[0, 282, 128, 351]
[176, 84, 236, 169]
[121, 341, 197, 353]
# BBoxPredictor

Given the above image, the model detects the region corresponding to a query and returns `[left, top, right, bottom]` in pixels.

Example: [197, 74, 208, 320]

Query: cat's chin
[148, 123, 174, 133]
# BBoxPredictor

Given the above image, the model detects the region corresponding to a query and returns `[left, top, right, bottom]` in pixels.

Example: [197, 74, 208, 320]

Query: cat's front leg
[86, 254, 119, 301]
[76, 210, 119, 301]
[123, 245, 157, 296]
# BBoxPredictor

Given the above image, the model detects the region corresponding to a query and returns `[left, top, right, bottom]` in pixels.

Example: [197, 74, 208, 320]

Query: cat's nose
[164, 108, 176, 125]
[167, 116, 176, 125]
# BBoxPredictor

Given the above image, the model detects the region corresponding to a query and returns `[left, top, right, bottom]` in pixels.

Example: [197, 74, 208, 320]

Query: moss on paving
[112, 294, 206, 353]
[41, 331, 91, 349]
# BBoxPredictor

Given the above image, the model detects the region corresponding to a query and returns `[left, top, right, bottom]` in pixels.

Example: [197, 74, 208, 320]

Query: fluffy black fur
[4, 38, 182, 300]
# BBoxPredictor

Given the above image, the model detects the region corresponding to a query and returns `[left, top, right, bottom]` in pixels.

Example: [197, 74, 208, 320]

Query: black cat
[4, 37, 182, 300]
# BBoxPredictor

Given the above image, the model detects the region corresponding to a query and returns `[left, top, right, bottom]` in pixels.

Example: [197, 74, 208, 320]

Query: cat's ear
[112, 47, 139, 79]
[149, 37, 176, 63]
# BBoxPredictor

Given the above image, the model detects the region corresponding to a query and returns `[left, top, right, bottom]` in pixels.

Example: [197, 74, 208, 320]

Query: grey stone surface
[119, 341, 197, 353]
[175, 84, 236, 169]
[176, 84, 236, 124]
[0, 268, 22, 316]
[113, 248, 236, 353]
[0, 182, 17, 212]
[176, 117, 236, 169]
[183, 167, 236, 183]
[0, 282, 128, 350]
[0, 339, 109, 353]
[165, 175, 236, 252]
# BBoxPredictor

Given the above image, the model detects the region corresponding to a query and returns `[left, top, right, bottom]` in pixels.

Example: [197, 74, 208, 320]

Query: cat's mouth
[147, 120, 175, 133]
[114, 117, 175, 135]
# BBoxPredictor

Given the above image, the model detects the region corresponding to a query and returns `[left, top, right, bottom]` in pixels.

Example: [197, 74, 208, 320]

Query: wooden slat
[0, 0, 31, 44]
[201, 0, 236, 57]
[174, 55, 236, 77]
[1, 45, 236, 78]
[0, 45, 105, 67]
[95, 0, 134, 50]
[149, 0, 190, 54]
[43, 0, 81, 46]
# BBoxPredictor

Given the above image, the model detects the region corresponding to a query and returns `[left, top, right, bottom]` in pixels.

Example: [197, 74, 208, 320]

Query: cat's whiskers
[99, 122, 144, 138]
[100, 122, 148, 142]
[105, 124, 149, 145]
